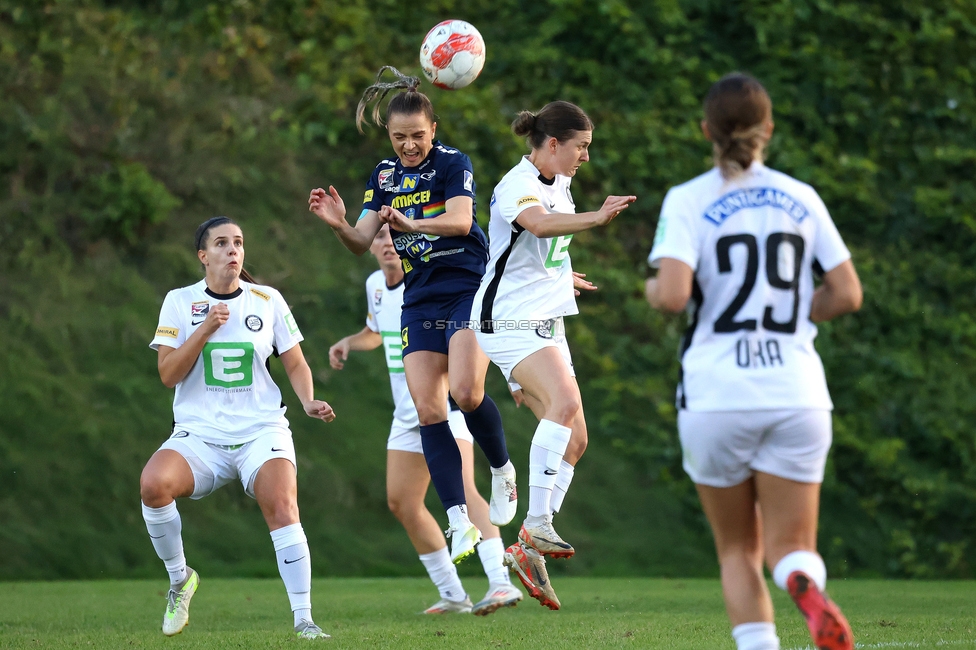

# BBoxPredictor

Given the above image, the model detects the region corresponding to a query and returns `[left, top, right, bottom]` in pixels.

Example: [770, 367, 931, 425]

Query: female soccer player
[471, 101, 636, 609]
[309, 67, 516, 565]
[645, 73, 862, 650]
[141, 217, 334, 640]
[328, 224, 522, 616]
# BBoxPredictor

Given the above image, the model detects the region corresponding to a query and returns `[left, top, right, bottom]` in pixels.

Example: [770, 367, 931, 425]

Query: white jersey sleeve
[365, 278, 380, 333]
[648, 187, 703, 270]
[807, 190, 851, 273]
[271, 289, 303, 355]
[494, 180, 546, 226]
[150, 290, 186, 351]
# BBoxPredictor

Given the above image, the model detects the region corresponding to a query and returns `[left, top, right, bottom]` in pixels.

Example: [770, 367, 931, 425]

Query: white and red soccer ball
[419, 20, 486, 90]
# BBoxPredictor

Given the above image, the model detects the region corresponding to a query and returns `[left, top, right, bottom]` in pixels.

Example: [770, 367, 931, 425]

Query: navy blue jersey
[362, 141, 488, 309]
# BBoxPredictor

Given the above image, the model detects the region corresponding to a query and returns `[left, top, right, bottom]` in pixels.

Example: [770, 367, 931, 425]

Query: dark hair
[194, 216, 255, 283]
[703, 73, 772, 179]
[355, 66, 435, 133]
[512, 101, 594, 150]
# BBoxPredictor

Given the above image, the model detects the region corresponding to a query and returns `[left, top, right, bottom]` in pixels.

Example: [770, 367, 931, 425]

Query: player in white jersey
[327, 225, 522, 616]
[645, 74, 862, 650]
[471, 101, 636, 609]
[140, 217, 335, 640]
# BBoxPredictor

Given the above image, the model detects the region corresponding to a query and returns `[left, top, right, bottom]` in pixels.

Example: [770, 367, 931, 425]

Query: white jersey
[472, 156, 579, 330]
[149, 279, 304, 444]
[648, 163, 851, 412]
[364, 270, 417, 430]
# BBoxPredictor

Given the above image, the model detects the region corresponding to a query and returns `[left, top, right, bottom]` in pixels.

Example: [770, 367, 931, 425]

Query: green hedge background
[1, 0, 974, 581]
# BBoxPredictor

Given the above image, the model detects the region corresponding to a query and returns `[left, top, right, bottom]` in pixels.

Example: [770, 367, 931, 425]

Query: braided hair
[355, 66, 435, 133]
[194, 216, 256, 283]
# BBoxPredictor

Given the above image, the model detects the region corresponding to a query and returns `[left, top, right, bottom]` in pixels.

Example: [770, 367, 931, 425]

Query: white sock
[476, 537, 511, 588]
[270, 524, 312, 627]
[527, 420, 572, 517]
[732, 622, 780, 650]
[142, 501, 187, 586]
[772, 550, 827, 592]
[446, 504, 471, 530]
[419, 547, 466, 602]
[550, 460, 575, 514]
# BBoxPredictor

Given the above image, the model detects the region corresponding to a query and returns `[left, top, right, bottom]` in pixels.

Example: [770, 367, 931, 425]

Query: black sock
[460, 395, 510, 468]
[420, 420, 466, 509]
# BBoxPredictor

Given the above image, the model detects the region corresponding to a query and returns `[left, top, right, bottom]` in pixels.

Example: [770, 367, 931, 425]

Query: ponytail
[512, 101, 593, 150]
[355, 66, 435, 133]
[703, 73, 772, 179]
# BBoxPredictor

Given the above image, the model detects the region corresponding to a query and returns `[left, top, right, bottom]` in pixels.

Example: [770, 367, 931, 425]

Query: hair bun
[511, 110, 538, 137]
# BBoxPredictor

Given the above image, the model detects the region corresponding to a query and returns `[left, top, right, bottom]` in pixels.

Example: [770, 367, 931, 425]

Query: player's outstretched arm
[309, 186, 382, 255]
[157, 303, 229, 388]
[515, 194, 636, 238]
[329, 327, 383, 370]
[645, 258, 694, 313]
[279, 344, 336, 422]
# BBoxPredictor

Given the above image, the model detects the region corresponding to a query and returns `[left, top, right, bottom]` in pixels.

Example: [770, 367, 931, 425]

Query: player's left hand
[304, 400, 336, 422]
[378, 205, 417, 232]
[573, 271, 597, 296]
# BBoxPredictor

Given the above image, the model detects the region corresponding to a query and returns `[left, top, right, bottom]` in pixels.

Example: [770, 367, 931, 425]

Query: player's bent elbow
[659, 290, 691, 314]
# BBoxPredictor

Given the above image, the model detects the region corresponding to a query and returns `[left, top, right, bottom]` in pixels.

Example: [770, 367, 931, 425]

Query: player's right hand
[309, 186, 347, 229]
[202, 302, 230, 335]
[329, 340, 349, 370]
[596, 194, 637, 225]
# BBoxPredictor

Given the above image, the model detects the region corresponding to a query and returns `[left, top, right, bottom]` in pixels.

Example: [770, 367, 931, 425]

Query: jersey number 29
[714, 232, 804, 335]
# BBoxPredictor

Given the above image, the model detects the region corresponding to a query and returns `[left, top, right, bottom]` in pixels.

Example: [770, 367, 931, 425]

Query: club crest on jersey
[245, 315, 263, 332]
[378, 168, 395, 189]
[405, 207, 416, 219]
[373, 288, 383, 307]
[535, 319, 556, 339]
[400, 174, 420, 191]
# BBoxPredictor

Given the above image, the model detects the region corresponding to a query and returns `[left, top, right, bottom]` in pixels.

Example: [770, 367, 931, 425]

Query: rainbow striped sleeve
[422, 201, 446, 219]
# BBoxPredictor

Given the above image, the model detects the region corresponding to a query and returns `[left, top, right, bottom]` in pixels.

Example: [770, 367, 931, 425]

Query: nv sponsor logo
[400, 174, 419, 191]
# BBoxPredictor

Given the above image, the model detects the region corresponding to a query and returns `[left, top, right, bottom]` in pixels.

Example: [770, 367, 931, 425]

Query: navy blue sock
[460, 395, 510, 469]
[420, 420, 466, 510]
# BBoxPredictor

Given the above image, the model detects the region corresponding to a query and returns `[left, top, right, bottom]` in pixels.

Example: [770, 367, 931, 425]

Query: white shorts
[476, 317, 575, 392]
[158, 427, 296, 499]
[678, 409, 832, 488]
[387, 409, 473, 454]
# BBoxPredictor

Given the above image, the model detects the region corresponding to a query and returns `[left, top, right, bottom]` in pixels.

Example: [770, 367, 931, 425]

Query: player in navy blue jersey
[308, 67, 517, 565]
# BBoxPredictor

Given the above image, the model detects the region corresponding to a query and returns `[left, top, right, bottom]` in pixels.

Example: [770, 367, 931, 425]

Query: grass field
[0, 577, 973, 649]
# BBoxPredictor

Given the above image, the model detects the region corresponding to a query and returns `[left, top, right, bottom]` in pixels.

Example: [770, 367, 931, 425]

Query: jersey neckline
[205, 285, 244, 300]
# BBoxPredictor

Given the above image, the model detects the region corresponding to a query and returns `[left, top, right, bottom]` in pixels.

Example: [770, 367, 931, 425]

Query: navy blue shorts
[401, 291, 475, 357]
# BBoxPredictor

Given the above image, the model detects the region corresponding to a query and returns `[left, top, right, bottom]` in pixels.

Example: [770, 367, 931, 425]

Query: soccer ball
[419, 20, 486, 90]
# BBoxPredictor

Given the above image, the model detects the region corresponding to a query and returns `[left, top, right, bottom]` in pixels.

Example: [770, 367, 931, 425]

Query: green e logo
[381, 331, 404, 373]
[203, 342, 254, 387]
[544, 235, 573, 268]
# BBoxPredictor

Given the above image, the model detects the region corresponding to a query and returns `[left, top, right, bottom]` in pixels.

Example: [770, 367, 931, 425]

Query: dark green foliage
[0, 0, 973, 580]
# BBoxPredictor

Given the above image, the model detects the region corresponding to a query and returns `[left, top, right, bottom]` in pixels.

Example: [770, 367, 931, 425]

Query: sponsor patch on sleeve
[155, 326, 178, 339]
[463, 170, 474, 193]
[363, 189, 374, 203]
[249, 288, 271, 301]
[517, 195, 541, 207]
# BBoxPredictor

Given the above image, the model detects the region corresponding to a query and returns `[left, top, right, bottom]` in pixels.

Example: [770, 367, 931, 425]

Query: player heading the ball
[309, 66, 516, 567]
